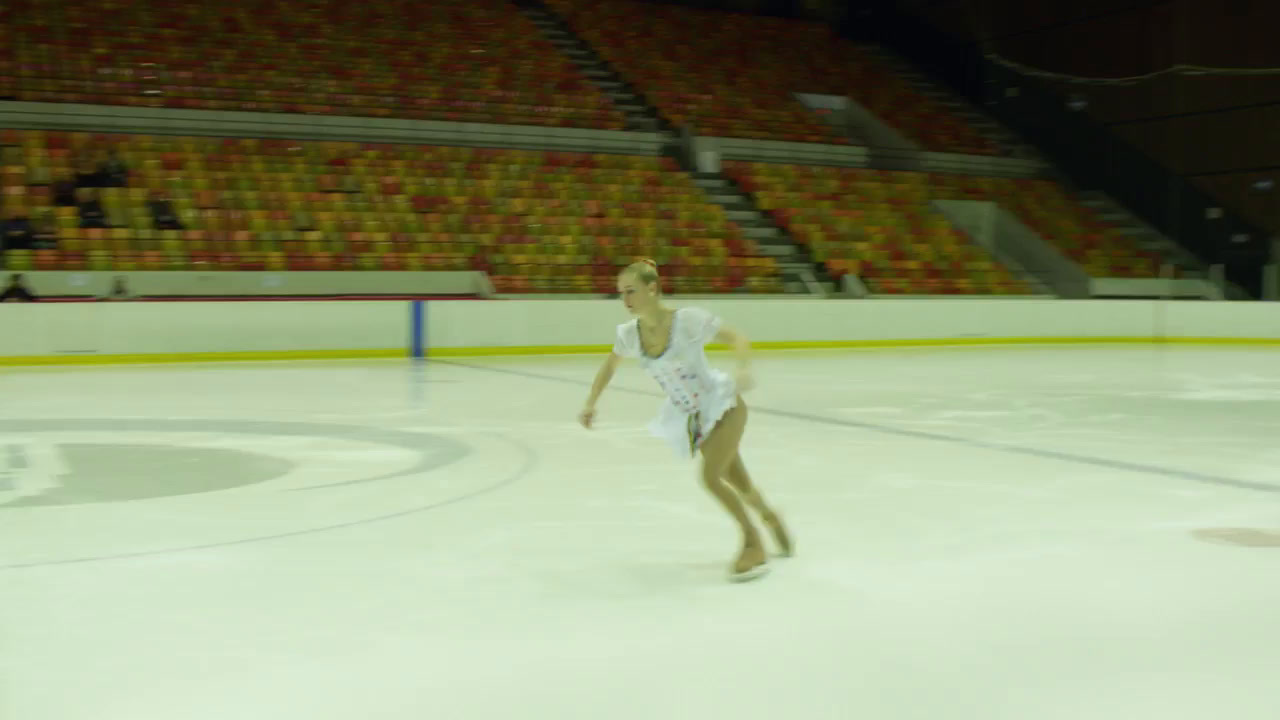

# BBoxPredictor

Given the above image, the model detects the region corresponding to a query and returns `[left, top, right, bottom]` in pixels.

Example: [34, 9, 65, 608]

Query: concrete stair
[518, 2, 669, 135]
[1074, 190, 1242, 291]
[689, 171, 833, 295]
[860, 45, 1042, 162]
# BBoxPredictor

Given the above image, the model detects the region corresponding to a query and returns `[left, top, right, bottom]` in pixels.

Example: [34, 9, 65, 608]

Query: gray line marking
[0, 431, 537, 571]
[7, 444, 27, 470]
[437, 359, 1280, 495]
[0, 419, 466, 492]
[0, 445, 15, 492]
[0, 445, 22, 492]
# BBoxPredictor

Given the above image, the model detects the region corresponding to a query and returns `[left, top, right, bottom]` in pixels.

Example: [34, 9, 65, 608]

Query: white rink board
[0, 299, 1278, 361]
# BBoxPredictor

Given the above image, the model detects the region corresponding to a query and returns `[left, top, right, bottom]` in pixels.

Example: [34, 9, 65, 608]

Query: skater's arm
[715, 325, 755, 392]
[580, 352, 621, 428]
[714, 325, 751, 372]
[586, 351, 621, 406]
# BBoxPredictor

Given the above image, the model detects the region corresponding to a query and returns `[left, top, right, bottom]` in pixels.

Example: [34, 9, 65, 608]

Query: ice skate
[728, 543, 769, 583]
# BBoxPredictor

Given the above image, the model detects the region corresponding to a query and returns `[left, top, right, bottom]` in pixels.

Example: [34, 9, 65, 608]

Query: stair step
[757, 246, 795, 258]
[709, 193, 745, 205]
[742, 227, 781, 239]
[695, 179, 730, 190]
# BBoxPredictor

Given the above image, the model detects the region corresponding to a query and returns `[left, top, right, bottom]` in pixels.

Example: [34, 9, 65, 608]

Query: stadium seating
[926, 172, 1167, 278]
[980, 178, 1164, 278]
[0, 0, 623, 130]
[0, 130, 782, 294]
[724, 163, 1028, 295]
[725, 162, 1162, 294]
[544, 0, 997, 154]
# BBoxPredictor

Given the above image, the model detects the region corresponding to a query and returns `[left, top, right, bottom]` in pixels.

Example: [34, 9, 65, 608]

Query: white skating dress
[612, 307, 739, 459]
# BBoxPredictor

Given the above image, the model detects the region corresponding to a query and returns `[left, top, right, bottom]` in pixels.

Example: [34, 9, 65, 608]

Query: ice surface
[3, 345, 1280, 720]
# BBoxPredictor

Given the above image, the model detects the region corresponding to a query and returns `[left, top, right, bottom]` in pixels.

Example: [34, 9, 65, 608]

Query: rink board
[1, 299, 1278, 365]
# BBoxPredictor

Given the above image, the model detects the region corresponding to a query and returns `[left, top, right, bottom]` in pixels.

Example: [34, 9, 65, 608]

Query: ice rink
[4, 344, 1280, 720]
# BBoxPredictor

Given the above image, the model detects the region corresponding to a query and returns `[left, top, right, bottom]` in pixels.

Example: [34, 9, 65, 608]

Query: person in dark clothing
[74, 151, 108, 189]
[78, 188, 109, 229]
[0, 273, 37, 302]
[30, 212, 58, 249]
[102, 150, 129, 188]
[1, 208, 36, 251]
[52, 175, 79, 207]
[148, 191, 183, 230]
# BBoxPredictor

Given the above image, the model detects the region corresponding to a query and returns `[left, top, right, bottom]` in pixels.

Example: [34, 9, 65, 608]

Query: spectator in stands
[98, 275, 137, 301]
[101, 150, 129, 188]
[0, 273, 37, 302]
[30, 211, 58, 250]
[74, 151, 107, 189]
[52, 174, 79, 207]
[1, 206, 36, 251]
[77, 188, 109, 229]
[148, 191, 183, 230]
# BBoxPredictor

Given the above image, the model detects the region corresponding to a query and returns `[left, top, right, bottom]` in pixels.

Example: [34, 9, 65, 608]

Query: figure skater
[578, 259, 792, 581]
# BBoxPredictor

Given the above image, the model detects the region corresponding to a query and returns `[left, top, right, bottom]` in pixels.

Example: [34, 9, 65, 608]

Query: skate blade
[728, 563, 771, 583]
[776, 536, 794, 558]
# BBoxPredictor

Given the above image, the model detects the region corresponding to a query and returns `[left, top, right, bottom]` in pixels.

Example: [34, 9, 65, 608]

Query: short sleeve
[612, 321, 640, 358]
[679, 307, 723, 346]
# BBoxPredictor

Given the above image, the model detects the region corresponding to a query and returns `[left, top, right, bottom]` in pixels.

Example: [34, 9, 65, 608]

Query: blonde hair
[621, 257, 660, 289]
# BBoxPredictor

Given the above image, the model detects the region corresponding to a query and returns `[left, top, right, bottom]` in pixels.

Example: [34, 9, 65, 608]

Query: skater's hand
[735, 368, 756, 393]
[578, 405, 596, 429]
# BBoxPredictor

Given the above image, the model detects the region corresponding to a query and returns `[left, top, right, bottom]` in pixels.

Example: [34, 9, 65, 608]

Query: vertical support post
[1208, 264, 1226, 300]
[410, 300, 426, 360]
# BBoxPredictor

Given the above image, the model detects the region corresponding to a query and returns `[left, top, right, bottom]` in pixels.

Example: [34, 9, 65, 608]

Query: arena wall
[2, 299, 1278, 365]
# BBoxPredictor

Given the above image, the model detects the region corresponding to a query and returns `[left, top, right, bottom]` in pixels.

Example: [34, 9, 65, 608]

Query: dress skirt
[647, 367, 739, 459]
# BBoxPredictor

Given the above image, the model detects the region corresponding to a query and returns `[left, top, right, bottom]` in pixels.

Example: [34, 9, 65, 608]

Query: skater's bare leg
[724, 452, 792, 556]
[700, 400, 765, 575]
